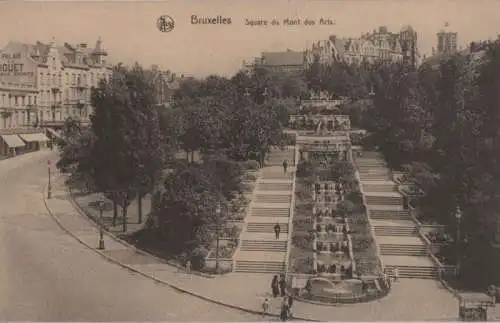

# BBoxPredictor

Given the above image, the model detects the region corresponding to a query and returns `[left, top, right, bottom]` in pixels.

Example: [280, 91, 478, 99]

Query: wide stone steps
[374, 225, 417, 236]
[257, 182, 293, 191]
[240, 240, 287, 252]
[247, 222, 289, 233]
[380, 244, 428, 256]
[254, 194, 291, 204]
[366, 195, 402, 206]
[360, 173, 391, 181]
[362, 184, 396, 193]
[369, 208, 411, 220]
[261, 172, 293, 180]
[358, 160, 386, 167]
[234, 260, 285, 273]
[385, 265, 439, 279]
[251, 207, 290, 217]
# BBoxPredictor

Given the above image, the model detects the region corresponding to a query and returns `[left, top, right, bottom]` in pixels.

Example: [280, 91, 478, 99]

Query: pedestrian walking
[261, 297, 270, 315]
[274, 222, 281, 239]
[185, 259, 191, 273]
[279, 274, 286, 297]
[282, 160, 288, 174]
[271, 275, 280, 298]
[280, 299, 289, 322]
[393, 267, 399, 282]
[287, 293, 294, 308]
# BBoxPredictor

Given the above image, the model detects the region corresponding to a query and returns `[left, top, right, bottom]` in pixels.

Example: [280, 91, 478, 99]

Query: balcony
[51, 87, 61, 94]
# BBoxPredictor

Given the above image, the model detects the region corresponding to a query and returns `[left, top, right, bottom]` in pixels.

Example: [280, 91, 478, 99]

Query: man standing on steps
[274, 222, 281, 239]
[282, 160, 288, 174]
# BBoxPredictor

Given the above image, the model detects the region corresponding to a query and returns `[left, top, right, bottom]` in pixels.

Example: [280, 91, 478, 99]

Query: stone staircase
[358, 152, 438, 279]
[233, 147, 295, 274]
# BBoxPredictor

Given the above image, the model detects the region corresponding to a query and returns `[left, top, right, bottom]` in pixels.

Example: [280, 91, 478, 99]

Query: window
[34, 96, 37, 105]
[72, 74, 76, 84]
[40, 73, 44, 86]
[65, 72, 69, 85]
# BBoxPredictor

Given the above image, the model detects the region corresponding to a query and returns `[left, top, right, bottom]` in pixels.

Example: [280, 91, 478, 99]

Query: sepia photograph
[0, 0, 499, 321]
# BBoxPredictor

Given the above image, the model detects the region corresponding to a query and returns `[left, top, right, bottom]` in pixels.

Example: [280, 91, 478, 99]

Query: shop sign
[0, 53, 36, 86]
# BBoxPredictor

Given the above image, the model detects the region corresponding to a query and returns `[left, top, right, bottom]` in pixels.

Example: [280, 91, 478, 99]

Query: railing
[284, 144, 299, 277]
[407, 204, 457, 277]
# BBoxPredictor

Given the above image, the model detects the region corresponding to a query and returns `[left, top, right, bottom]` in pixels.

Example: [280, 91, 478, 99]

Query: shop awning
[18, 133, 50, 142]
[1, 134, 26, 148]
[46, 128, 62, 139]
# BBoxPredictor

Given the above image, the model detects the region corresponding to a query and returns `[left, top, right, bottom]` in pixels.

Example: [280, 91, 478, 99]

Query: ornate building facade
[305, 26, 420, 68]
[0, 37, 112, 131]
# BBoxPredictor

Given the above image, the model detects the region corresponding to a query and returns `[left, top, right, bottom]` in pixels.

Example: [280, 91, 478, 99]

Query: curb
[66, 184, 216, 279]
[42, 184, 318, 322]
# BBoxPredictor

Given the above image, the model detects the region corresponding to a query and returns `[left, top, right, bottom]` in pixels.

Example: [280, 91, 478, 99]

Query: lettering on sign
[1, 53, 22, 59]
[0, 56, 36, 86]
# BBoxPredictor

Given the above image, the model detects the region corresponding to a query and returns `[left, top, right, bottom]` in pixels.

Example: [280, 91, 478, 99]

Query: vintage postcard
[0, 0, 499, 321]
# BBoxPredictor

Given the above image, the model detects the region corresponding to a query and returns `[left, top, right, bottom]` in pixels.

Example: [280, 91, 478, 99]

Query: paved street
[0, 151, 264, 322]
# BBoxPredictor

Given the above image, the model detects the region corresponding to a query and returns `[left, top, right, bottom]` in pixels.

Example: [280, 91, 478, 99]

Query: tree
[90, 63, 165, 230]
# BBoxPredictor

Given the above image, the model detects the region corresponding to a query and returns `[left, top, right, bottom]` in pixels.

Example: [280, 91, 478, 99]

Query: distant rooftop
[261, 49, 305, 66]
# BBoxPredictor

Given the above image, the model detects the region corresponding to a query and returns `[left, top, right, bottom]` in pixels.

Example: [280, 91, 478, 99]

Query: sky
[1, 0, 499, 77]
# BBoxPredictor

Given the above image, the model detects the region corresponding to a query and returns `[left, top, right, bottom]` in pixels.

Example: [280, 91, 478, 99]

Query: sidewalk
[44, 173, 463, 321]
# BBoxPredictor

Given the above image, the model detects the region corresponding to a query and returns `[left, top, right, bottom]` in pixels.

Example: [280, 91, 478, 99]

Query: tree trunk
[122, 204, 128, 232]
[186, 150, 189, 162]
[112, 201, 118, 226]
[138, 194, 143, 224]
[191, 151, 195, 163]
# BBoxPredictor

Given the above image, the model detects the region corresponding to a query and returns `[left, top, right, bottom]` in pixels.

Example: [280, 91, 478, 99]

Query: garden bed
[289, 181, 315, 274]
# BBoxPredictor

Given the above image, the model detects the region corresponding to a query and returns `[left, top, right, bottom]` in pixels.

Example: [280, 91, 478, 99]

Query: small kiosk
[458, 293, 495, 321]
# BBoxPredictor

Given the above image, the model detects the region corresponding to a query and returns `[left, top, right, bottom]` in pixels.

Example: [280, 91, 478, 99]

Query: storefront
[0, 134, 25, 158]
[18, 132, 50, 151]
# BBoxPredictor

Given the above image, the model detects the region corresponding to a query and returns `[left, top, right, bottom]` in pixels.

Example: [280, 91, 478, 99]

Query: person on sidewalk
[274, 223, 281, 239]
[280, 298, 290, 321]
[279, 274, 286, 297]
[287, 292, 294, 308]
[185, 259, 191, 274]
[271, 275, 280, 298]
[261, 297, 270, 315]
[282, 160, 288, 174]
[393, 267, 399, 282]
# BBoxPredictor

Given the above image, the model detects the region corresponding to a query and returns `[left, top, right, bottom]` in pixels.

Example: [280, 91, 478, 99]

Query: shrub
[352, 237, 373, 251]
[337, 200, 355, 215]
[292, 233, 313, 249]
[346, 190, 363, 205]
[190, 246, 209, 270]
[297, 161, 314, 178]
[244, 160, 260, 170]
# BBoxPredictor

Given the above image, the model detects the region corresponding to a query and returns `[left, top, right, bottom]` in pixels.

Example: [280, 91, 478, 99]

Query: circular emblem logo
[157, 15, 175, 33]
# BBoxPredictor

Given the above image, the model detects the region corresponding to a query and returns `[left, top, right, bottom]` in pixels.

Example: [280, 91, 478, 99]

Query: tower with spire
[91, 36, 108, 65]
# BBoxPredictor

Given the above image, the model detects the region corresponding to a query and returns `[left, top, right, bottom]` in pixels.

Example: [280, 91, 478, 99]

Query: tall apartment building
[436, 24, 458, 55]
[0, 37, 112, 131]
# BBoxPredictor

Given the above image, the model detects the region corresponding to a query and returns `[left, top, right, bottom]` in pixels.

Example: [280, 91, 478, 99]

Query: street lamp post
[47, 160, 52, 199]
[215, 203, 221, 274]
[98, 197, 106, 250]
[455, 205, 463, 277]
